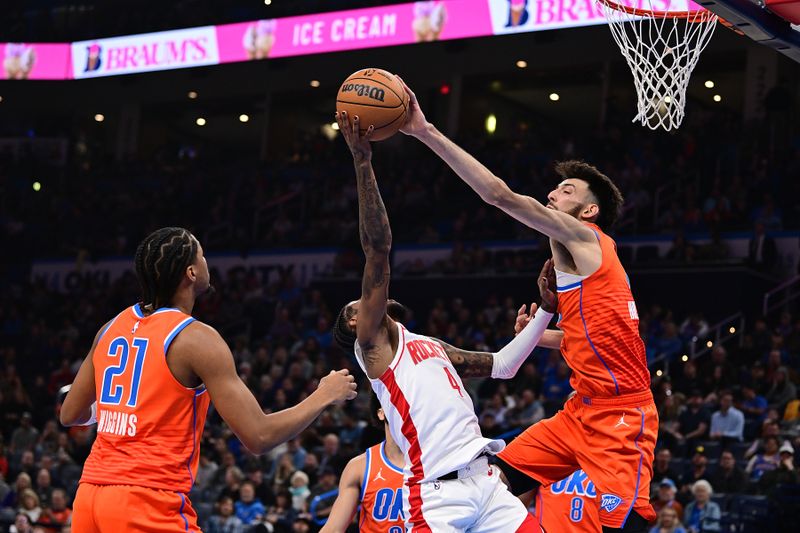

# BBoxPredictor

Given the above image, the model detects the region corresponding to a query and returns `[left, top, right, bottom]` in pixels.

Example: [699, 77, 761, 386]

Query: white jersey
[355, 322, 504, 484]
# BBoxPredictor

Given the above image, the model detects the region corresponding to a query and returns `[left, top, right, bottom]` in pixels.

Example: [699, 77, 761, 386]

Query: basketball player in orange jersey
[397, 79, 657, 532]
[332, 110, 550, 532]
[321, 394, 404, 533]
[533, 469, 601, 532]
[59, 228, 358, 532]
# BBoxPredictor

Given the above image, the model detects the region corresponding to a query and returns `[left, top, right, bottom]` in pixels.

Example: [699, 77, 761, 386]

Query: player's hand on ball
[538, 258, 558, 313]
[396, 76, 429, 137]
[319, 368, 358, 404]
[336, 111, 374, 163]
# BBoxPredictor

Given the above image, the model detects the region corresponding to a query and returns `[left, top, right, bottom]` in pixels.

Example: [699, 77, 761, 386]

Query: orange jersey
[80, 304, 210, 493]
[359, 442, 405, 532]
[556, 223, 650, 397]
[536, 470, 600, 533]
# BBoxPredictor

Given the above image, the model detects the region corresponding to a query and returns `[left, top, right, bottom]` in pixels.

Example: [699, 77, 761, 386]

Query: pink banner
[0, 43, 71, 80]
[216, 0, 492, 64]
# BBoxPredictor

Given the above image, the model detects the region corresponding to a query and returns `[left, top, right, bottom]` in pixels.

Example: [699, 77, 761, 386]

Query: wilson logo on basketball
[340, 83, 386, 102]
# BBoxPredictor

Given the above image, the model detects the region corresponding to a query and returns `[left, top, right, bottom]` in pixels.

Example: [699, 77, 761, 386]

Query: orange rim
[597, 0, 718, 22]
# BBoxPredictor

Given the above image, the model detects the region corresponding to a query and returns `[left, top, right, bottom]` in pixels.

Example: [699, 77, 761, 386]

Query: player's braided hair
[332, 299, 410, 355]
[134, 227, 197, 313]
[332, 303, 357, 355]
[555, 160, 624, 230]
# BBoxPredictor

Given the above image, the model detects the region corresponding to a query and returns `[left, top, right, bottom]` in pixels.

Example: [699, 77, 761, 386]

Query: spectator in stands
[316, 434, 347, 476]
[245, 465, 275, 509]
[9, 413, 38, 459]
[543, 361, 572, 402]
[709, 391, 744, 446]
[746, 435, 781, 482]
[34, 467, 53, 507]
[683, 480, 721, 533]
[758, 441, 798, 497]
[219, 466, 245, 503]
[652, 478, 684, 523]
[207, 495, 244, 533]
[679, 313, 710, 343]
[273, 453, 297, 492]
[38, 488, 71, 532]
[649, 506, 688, 533]
[659, 392, 686, 450]
[1, 472, 31, 510]
[506, 388, 545, 427]
[708, 450, 747, 495]
[17, 488, 41, 523]
[678, 391, 711, 454]
[747, 222, 778, 273]
[653, 448, 680, 485]
[235, 480, 265, 526]
[10, 512, 34, 533]
[766, 366, 797, 414]
[740, 385, 768, 422]
[308, 468, 337, 520]
[264, 490, 296, 532]
[674, 363, 703, 397]
[289, 471, 310, 512]
[679, 447, 711, 504]
[745, 419, 781, 459]
[196, 452, 219, 495]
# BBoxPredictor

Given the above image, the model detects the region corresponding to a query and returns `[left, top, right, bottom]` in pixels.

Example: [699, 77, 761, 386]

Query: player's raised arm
[319, 454, 365, 533]
[437, 260, 557, 378]
[180, 322, 356, 455]
[397, 77, 595, 247]
[336, 111, 392, 354]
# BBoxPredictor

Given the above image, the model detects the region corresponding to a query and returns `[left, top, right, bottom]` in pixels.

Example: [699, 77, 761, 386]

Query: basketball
[336, 68, 409, 141]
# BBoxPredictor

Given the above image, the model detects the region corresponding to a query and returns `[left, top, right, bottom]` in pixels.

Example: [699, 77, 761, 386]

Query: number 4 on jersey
[443, 367, 463, 397]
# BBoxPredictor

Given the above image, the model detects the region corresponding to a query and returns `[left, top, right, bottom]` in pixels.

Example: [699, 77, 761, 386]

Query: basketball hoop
[597, 0, 718, 131]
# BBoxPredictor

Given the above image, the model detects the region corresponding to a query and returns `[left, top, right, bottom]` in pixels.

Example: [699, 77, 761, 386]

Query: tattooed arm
[437, 340, 494, 378]
[336, 111, 392, 355]
[435, 303, 552, 380]
[436, 260, 558, 379]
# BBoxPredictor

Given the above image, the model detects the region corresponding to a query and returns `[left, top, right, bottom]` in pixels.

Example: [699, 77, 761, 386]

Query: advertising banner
[71, 26, 219, 79]
[216, 1, 493, 64]
[0, 43, 71, 80]
[31, 251, 338, 293]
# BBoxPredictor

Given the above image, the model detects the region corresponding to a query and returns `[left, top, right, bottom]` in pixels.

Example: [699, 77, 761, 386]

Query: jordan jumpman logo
[373, 468, 386, 482]
[614, 413, 631, 428]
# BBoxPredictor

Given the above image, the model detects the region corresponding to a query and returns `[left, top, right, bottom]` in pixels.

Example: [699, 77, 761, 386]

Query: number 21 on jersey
[100, 337, 148, 407]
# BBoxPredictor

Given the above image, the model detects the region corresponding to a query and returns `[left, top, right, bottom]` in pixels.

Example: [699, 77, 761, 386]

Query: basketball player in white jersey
[332, 111, 554, 532]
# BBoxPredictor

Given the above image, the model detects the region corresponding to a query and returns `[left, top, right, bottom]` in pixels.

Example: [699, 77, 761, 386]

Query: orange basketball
[336, 68, 409, 141]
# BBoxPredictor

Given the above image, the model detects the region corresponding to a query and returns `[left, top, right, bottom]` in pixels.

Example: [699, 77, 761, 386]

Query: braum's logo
[600, 494, 623, 513]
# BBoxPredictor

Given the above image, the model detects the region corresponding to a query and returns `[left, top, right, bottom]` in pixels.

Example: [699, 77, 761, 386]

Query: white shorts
[402, 461, 539, 533]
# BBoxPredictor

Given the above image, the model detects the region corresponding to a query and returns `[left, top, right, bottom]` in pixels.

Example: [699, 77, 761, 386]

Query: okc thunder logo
[600, 494, 623, 513]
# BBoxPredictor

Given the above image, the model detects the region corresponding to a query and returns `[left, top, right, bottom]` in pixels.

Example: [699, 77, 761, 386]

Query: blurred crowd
[0, 260, 798, 531]
[2, 110, 799, 272]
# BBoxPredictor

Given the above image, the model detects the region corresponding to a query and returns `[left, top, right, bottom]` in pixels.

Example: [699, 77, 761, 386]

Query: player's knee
[492, 456, 540, 496]
[601, 510, 649, 533]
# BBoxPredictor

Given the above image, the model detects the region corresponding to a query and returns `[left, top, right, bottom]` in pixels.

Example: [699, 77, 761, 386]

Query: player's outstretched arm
[336, 111, 392, 360]
[397, 77, 595, 245]
[60, 320, 112, 426]
[181, 322, 356, 454]
[438, 260, 557, 379]
[319, 454, 365, 533]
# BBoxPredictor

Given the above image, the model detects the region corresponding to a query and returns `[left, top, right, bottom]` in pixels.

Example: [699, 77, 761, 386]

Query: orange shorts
[498, 390, 658, 528]
[72, 482, 201, 532]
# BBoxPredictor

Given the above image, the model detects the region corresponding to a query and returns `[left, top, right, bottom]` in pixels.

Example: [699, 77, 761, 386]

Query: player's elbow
[484, 181, 514, 209]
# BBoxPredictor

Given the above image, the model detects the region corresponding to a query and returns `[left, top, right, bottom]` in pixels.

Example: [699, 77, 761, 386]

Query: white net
[598, 0, 718, 131]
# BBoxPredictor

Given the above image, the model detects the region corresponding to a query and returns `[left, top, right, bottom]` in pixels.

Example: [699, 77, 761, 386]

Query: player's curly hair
[555, 160, 624, 230]
[134, 227, 197, 313]
[332, 299, 410, 355]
